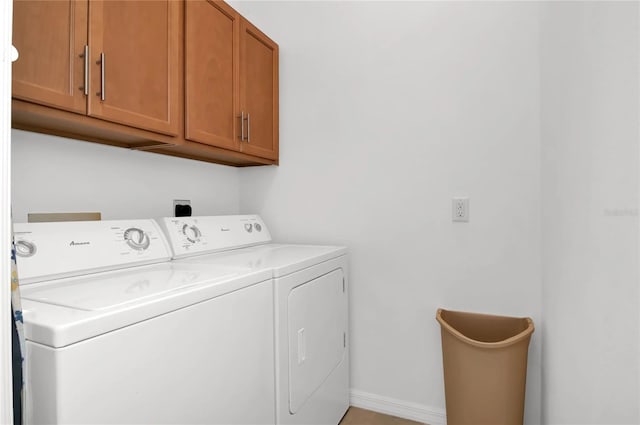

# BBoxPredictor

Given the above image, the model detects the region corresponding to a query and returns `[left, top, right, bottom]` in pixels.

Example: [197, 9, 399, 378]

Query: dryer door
[288, 268, 346, 414]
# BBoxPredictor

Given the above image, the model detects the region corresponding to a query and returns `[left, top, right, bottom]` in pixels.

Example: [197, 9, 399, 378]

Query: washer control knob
[182, 224, 202, 243]
[15, 240, 37, 257]
[244, 223, 253, 233]
[254, 223, 262, 232]
[124, 228, 150, 251]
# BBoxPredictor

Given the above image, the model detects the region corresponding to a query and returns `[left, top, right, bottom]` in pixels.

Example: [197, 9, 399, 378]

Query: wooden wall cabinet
[13, 0, 180, 137]
[184, 0, 278, 162]
[238, 18, 279, 161]
[184, 0, 240, 152]
[12, 0, 88, 114]
[88, 0, 180, 136]
[12, 0, 279, 166]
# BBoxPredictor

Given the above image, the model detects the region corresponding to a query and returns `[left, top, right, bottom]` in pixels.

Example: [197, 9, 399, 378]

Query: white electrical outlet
[452, 197, 469, 222]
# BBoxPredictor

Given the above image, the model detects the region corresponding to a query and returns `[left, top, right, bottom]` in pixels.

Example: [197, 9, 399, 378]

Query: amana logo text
[69, 241, 90, 246]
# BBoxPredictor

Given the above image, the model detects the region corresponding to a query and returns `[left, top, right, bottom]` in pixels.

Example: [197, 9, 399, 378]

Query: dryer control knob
[244, 223, 253, 233]
[15, 240, 37, 257]
[182, 224, 202, 243]
[124, 228, 150, 251]
[254, 223, 262, 232]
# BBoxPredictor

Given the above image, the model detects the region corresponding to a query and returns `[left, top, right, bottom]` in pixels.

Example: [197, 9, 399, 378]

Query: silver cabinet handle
[246, 113, 250, 143]
[80, 45, 88, 95]
[96, 52, 105, 101]
[239, 112, 245, 141]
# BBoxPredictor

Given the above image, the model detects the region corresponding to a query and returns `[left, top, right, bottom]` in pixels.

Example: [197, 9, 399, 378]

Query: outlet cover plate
[452, 197, 469, 222]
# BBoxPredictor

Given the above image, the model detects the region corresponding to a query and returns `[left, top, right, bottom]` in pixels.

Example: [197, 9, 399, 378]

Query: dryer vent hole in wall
[174, 199, 192, 217]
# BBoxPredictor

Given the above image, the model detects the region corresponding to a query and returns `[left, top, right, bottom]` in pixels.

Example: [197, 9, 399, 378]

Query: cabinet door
[12, 0, 88, 114]
[239, 19, 279, 161]
[185, 1, 240, 151]
[88, 0, 179, 136]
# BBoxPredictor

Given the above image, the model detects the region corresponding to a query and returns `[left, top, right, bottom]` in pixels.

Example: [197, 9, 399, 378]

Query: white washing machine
[14, 219, 275, 424]
[158, 215, 350, 425]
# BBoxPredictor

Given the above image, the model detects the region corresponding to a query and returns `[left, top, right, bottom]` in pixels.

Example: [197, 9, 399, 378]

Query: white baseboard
[349, 389, 446, 425]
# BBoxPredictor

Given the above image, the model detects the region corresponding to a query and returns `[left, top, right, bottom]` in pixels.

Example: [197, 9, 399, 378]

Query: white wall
[11, 130, 240, 222]
[540, 3, 639, 424]
[234, 2, 542, 423]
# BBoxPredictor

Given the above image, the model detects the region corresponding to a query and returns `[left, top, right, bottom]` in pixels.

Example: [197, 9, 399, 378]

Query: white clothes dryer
[158, 215, 350, 425]
[14, 219, 275, 424]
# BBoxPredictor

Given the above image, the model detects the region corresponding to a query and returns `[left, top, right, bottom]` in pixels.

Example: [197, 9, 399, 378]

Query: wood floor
[339, 407, 424, 425]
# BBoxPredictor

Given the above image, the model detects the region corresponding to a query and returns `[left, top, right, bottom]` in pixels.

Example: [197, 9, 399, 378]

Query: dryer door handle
[297, 328, 306, 365]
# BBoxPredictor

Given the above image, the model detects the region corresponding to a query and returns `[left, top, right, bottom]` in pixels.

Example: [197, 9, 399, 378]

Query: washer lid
[22, 262, 246, 311]
[21, 263, 272, 348]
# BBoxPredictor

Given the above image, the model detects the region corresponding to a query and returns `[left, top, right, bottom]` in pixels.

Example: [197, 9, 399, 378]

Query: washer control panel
[158, 215, 271, 259]
[13, 219, 171, 284]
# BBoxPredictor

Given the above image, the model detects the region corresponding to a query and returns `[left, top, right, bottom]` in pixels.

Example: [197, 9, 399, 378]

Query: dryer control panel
[157, 215, 272, 259]
[13, 219, 171, 284]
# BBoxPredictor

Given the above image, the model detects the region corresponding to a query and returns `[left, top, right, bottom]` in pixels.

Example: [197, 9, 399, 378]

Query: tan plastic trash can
[436, 308, 534, 425]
